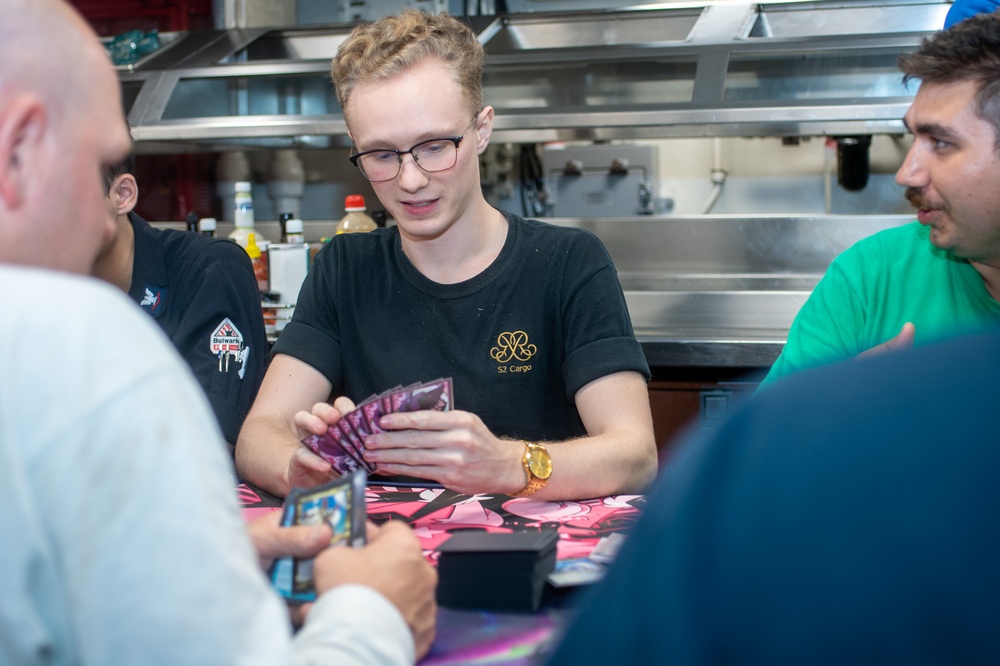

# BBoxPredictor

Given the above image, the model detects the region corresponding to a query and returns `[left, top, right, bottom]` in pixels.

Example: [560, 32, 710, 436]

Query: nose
[895, 138, 928, 189]
[396, 152, 429, 192]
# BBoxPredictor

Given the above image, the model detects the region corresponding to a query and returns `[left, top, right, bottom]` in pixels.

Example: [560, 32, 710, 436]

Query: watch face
[527, 448, 553, 479]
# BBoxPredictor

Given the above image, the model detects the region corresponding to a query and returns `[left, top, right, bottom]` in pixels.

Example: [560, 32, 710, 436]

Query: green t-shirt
[761, 222, 1000, 387]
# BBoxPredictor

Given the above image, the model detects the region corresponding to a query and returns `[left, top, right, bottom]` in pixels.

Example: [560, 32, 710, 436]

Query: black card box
[436, 529, 559, 612]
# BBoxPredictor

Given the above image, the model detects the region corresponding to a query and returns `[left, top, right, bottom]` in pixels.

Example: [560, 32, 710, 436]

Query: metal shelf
[120, 0, 949, 149]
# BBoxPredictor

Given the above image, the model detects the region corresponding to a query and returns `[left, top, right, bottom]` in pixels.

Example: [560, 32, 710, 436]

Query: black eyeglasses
[349, 117, 478, 183]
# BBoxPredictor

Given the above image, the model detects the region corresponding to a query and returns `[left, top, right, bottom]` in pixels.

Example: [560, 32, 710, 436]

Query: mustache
[905, 187, 938, 211]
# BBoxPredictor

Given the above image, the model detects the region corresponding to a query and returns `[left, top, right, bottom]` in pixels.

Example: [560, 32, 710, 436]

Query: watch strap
[512, 441, 549, 498]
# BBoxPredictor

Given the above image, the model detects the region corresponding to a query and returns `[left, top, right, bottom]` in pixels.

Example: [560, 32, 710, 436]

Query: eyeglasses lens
[358, 138, 460, 182]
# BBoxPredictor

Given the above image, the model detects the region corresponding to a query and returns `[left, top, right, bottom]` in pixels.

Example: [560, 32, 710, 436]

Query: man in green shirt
[761, 12, 1000, 387]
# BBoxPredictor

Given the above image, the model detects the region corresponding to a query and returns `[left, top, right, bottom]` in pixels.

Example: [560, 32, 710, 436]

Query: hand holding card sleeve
[299, 378, 454, 477]
[270, 471, 367, 603]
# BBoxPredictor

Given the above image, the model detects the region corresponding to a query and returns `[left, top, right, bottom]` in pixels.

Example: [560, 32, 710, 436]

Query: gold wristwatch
[512, 441, 552, 497]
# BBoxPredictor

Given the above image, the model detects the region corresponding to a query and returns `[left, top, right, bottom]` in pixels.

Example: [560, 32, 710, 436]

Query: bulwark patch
[211, 317, 250, 379]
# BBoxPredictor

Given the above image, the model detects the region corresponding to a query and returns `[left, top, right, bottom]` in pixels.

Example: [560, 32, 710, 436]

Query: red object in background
[68, 0, 214, 35]
[133, 153, 220, 223]
[70, 1, 219, 221]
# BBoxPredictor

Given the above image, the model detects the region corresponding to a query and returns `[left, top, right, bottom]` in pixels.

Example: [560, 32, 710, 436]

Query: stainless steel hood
[120, 0, 950, 150]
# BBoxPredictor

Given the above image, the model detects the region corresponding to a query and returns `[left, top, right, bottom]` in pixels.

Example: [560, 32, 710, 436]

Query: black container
[836, 135, 873, 192]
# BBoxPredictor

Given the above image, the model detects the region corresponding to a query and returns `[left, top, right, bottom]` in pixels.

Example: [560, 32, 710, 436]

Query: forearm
[530, 370, 658, 500]
[528, 427, 658, 501]
[236, 354, 337, 497]
[235, 413, 300, 497]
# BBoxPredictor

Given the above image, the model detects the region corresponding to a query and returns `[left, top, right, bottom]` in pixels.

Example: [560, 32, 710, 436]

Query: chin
[928, 227, 962, 253]
[927, 229, 949, 249]
[399, 217, 450, 239]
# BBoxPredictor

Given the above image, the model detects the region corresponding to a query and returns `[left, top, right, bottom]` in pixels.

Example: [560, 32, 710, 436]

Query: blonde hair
[331, 9, 484, 118]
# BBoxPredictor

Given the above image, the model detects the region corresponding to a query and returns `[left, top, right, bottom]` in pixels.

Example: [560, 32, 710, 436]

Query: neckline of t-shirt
[912, 222, 1000, 307]
[393, 210, 519, 299]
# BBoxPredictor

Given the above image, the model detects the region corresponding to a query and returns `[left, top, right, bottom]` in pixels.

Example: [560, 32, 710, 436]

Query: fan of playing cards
[301, 378, 454, 475]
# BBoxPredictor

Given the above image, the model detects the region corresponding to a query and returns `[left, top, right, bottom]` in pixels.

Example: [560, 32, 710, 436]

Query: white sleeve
[40, 358, 297, 665]
[17, 279, 412, 666]
[294, 585, 415, 666]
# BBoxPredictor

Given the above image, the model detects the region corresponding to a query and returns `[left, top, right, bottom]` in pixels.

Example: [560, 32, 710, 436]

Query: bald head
[0, 0, 132, 274]
[0, 0, 98, 117]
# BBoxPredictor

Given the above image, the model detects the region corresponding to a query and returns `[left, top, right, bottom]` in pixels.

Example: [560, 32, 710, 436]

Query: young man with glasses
[236, 9, 659, 501]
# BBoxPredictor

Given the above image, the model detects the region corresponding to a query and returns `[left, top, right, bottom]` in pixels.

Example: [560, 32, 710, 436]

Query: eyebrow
[355, 126, 467, 152]
[902, 117, 961, 142]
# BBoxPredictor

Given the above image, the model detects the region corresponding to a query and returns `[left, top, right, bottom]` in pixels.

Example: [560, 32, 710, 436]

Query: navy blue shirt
[128, 213, 267, 446]
[550, 329, 1000, 664]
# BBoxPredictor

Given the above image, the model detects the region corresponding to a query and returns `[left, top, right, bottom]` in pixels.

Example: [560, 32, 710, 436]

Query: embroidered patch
[139, 285, 167, 318]
[211, 317, 250, 378]
[490, 330, 536, 375]
[490, 330, 537, 363]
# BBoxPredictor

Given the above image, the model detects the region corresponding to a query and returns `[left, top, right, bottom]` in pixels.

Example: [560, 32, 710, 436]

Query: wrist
[512, 440, 552, 498]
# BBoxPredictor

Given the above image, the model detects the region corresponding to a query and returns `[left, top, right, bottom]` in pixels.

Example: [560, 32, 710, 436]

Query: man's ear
[0, 95, 46, 210]
[475, 106, 494, 156]
[111, 173, 139, 215]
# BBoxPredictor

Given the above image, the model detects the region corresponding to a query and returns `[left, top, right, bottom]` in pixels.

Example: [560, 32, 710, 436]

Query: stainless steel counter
[548, 214, 913, 367]
[184, 214, 912, 367]
[626, 283, 811, 367]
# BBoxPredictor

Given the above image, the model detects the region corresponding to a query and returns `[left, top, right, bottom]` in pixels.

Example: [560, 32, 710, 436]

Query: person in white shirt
[0, 1, 436, 663]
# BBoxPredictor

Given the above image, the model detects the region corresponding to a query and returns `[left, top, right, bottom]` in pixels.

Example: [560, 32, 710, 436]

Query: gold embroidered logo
[491, 331, 537, 363]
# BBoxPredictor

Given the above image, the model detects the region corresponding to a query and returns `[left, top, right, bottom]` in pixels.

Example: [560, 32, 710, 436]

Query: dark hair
[899, 11, 1000, 151]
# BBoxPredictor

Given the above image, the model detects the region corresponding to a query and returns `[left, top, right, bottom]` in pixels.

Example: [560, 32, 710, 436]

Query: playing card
[397, 377, 453, 413]
[355, 393, 379, 414]
[389, 381, 422, 413]
[302, 378, 455, 478]
[588, 533, 627, 564]
[361, 399, 386, 435]
[419, 377, 453, 411]
[270, 471, 367, 603]
[379, 386, 400, 416]
[546, 559, 607, 588]
[336, 419, 372, 472]
[344, 409, 374, 470]
[301, 427, 363, 476]
[345, 408, 371, 438]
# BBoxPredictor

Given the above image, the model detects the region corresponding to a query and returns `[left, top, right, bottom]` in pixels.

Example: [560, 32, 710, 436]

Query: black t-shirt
[273, 210, 648, 442]
[129, 213, 268, 446]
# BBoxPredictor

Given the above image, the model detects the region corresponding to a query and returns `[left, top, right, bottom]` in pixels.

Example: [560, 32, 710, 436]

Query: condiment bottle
[278, 212, 294, 242]
[285, 217, 305, 244]
[229, 181, 255, 248]
[245, 232, 268, 292]
[335, 194, 377, 234]
[198, 217, 217, 237]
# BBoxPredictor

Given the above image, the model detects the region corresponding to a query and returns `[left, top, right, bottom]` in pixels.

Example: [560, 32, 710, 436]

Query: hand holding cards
[301, 378, 454, 476]
[270, 471, 367, 603]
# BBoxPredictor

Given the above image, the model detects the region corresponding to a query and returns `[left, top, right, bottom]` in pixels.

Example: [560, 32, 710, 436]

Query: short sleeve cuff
[563, 336, 650, 399]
